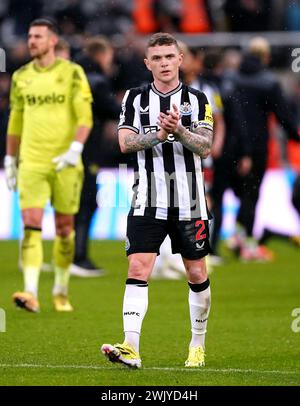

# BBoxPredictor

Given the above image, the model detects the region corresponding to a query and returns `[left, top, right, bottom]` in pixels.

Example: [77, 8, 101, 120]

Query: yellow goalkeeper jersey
[8, 58, 93, 167]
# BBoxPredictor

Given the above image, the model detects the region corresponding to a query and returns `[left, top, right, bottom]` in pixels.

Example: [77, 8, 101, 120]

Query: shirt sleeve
[192, 91, 214, 132]
[71, 64, 93, 129]
[202, 85, 223, 115]
[7, 72, 24, 136]
[212, 90, 223, 114]
[118, 89, 141, 133]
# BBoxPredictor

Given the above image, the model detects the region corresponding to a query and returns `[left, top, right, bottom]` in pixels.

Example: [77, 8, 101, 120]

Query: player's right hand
[4, 155, 18, 191]
[157, 104, 181, 134]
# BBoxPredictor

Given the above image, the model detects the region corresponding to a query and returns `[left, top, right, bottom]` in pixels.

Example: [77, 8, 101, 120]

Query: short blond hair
[85, 36, 112, 57]
[55, 38, 70, 53]
[248, 37, 271, 59]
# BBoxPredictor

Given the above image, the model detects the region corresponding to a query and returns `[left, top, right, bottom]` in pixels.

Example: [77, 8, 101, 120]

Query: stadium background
[0, 0, 300, 387]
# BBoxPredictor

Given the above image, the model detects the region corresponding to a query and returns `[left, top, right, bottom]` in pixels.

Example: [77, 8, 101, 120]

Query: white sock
[52, 284, 68, 296]
[188, 280, 211, 349]
[123, 280, 148, 353]
[124, 331, 140, 353]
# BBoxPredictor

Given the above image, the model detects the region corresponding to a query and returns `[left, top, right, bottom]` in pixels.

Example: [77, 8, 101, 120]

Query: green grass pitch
[0, 239, 299, 386]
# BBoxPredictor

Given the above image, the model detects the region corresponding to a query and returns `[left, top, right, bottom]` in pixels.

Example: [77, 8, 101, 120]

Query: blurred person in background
[0, 74, 10, 165]
[202, 49, 252, 262]
[179, 45, 225, 165]
[5, 18, 93, 312]
[224, 37, 300, 261]
[113, 33, 152, 99]
[259, 79, 300, 247]
[6, 40, 30, 74]
[55, 37, 71, 60]
[0, 90, 9, 165]
[181, 46, 252, 266]
[71, 36, 121, 277]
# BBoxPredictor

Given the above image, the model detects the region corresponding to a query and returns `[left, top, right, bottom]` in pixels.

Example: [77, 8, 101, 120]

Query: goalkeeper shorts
[18, 163, 83, 214]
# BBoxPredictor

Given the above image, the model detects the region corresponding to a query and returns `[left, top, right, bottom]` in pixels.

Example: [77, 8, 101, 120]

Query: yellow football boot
[53, 294, 73, 312]
[185, 345, 205, 367]
[101, 342, 141, 369]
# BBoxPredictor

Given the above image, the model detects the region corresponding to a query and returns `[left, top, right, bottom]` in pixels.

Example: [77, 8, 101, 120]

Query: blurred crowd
[1, 1, 300, 164]
[1, 0, 300, 45]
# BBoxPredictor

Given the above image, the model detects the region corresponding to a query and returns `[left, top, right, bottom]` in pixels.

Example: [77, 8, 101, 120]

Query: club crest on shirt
[179, 102, 192, 116]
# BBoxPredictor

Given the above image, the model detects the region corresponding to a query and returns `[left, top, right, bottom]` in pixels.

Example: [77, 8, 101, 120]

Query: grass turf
[0, 239, 299, 386]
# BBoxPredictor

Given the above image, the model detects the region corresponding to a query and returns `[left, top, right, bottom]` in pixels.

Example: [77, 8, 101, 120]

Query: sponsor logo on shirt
[25, 93, 66, 105]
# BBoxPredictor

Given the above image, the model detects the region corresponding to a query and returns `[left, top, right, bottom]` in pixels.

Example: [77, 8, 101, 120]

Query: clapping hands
[157, 104, 181, 134]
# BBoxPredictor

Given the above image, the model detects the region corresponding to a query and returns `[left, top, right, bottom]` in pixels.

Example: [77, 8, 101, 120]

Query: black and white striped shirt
[119, 82, 213, 221]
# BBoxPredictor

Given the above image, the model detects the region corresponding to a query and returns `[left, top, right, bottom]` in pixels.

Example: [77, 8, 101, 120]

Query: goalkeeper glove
[52, 141, 83, 172]
[4, 155, 17, 191]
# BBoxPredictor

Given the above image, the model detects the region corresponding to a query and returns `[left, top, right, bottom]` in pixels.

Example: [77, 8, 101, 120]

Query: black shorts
[126, 215, 211, 260]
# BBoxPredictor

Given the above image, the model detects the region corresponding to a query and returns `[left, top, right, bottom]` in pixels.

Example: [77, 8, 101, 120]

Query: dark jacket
[77, 55, 120, 167]
[229, 54, 299, 157]
[201, 72, 251, 160]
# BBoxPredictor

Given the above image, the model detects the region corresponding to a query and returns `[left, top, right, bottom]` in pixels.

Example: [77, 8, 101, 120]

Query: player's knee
[128, 258, 149, 280]
[55, 217, 74, 238]
[185, 259, 207, 284]
[22, 211, 42, 229]
[56, 224, 73, 238]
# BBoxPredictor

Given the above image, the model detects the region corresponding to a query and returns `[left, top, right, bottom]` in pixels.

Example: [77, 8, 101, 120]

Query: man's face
[180, 49, 194, 74]
[97, 48, 114, 75]
[144, 44, 183, 83]
[28, 26, 57, 59]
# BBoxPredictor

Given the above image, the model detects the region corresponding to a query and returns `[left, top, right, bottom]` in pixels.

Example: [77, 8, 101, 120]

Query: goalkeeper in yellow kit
[4, 18, 93, 312]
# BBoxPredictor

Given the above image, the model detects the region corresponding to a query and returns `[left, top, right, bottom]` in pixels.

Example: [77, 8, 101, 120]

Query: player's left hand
[52, 141, 83, 172]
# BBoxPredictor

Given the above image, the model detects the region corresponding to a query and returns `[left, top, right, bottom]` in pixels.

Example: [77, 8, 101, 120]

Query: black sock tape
[126, 278, 148, 287]
[188, 279, 210, 292]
